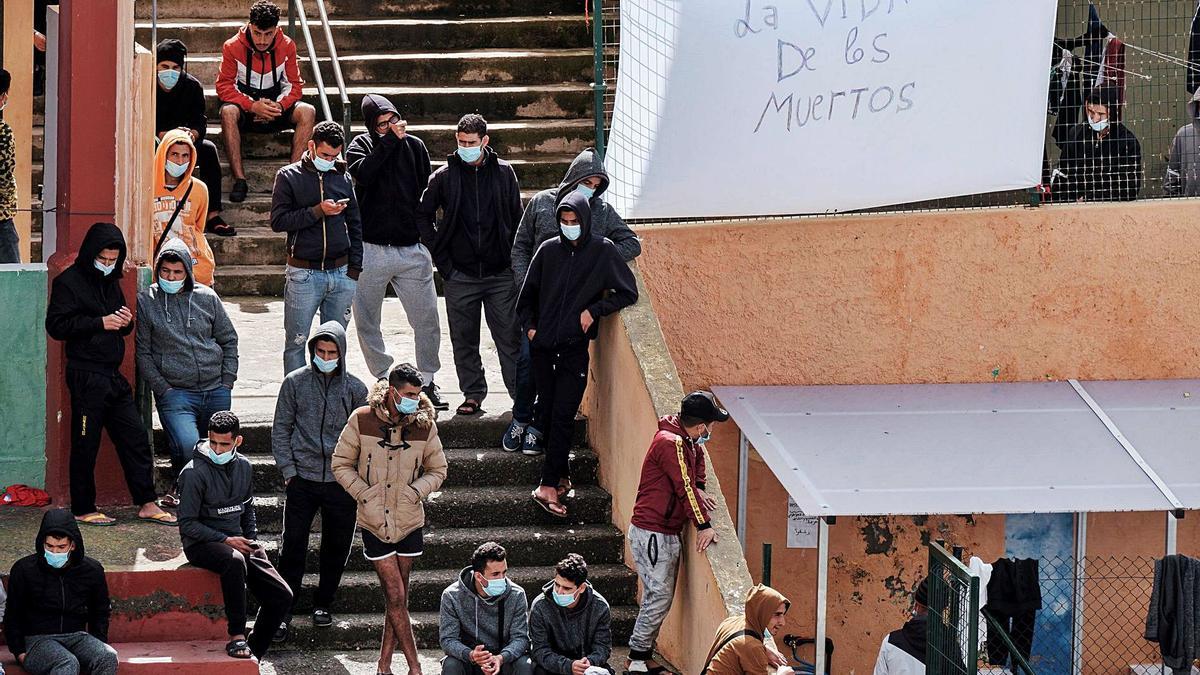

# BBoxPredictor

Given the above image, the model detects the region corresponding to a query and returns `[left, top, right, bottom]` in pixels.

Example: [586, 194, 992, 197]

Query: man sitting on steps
[440, 542, 535, 675]
[217, 0, 315, 203]
[529, 554, 614, 675]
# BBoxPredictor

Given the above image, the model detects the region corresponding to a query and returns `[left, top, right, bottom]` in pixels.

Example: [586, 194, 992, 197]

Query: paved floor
[261, 648, 636, 674]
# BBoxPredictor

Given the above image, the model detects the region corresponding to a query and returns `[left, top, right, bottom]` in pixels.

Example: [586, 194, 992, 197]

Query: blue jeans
[0, 218, 19, 263]
[283, 264, 356, 374]
[157, 386, 232, 475]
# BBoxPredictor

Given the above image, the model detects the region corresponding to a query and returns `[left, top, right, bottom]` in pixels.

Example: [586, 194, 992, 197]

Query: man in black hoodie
[179, 411, 293, 660]
[416, 113, 529, 419]
[4, 509, 118, 675]
[347, 94, 446, 408]
[529, 554, 613, 675]
[1050, 85, 1142, 202]
[45, 222, 173, 527]
[155, 38, 233, 236]
[515, 193, 638, 518]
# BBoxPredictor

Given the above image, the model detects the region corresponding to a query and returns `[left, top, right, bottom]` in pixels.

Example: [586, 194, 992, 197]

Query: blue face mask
[94, 260, 116, 276]
[397, 396, 420, 415]
[696, 425, 711, 445]
[1089, 119, 1109, 133]
[313, 355, 338, 373]
[206, 445, 237, 466]
[561, 222, 582, 241]
[313, 155, 337, 172]
[44, 550, 70, 569]
[165, 159, 188, 178]
[456, 145, 483, 164]
[480, 575, 507, 597]
[553, 588, 578, 607]
[157, 69, 181, 90]
[159, 277, 185, 294]
[575, 183, 596, 199]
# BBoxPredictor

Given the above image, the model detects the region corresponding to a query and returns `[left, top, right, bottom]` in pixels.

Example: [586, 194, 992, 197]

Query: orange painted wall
[634, 201, 1200, 672]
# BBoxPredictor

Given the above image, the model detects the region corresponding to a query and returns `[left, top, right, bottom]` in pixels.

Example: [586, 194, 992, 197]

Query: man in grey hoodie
[440, 542, 534, 675]
[272, 321, 367, 640]
[505, 148, 640, 453]
[1165, 90, 1200, 197]
[529, 554, 613, 675]
[136, 238, 239, 494]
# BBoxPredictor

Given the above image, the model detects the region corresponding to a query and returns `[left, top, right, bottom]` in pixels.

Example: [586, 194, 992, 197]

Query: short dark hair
[555, 553, 588, 586]
[0, 69, 11, 97]
[1085, 86, 1121, 115]
[157, 250, 187, 271]
[209, 410, 241, 436]
[311, 121, 345, 150]
[248, 0, 281, 29]
[389, 362, 423, 389]
[313, 336, 338, 351]
[680, 415, 705, 428]
[457, 113, 488, 138]
[471, 541, 507, 572]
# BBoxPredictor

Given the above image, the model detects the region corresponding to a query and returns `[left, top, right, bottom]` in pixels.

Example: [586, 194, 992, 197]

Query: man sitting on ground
[703, 584, 791, 675]
[439, 542, 534, 675]
[529, 554, 613, 675]
[4, 509, 118, 675]
[216, 0, 316, 203]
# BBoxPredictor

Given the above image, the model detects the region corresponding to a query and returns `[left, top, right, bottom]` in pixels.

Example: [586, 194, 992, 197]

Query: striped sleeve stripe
[675, 436, 707, 525]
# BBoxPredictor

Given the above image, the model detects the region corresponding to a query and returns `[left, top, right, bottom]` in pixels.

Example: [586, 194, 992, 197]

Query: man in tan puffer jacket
[333, 362, 448, 675]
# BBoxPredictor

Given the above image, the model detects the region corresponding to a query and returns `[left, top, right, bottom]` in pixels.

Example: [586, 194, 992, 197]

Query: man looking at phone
[179, 411, 293, 660]
[271, 120, 363, 374]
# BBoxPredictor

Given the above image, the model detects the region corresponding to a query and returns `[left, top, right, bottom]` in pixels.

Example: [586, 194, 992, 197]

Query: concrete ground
[261, 648, 636, 675]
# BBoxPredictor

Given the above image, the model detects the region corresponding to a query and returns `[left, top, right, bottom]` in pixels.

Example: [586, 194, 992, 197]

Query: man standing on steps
[346, 93, 447, 410]
[45, 222, 175, 527]
[416, 113, 531, 420]
[272, 321, 367, 642]
[625, 392, 727, 675]
[332, 363, 448, 675]
[507, 147, 641, 454]
[439, 542, 535, 675]
[179, 411, 293, 661]
[217, 0, 316, 203]
[271, 120, 363, 375]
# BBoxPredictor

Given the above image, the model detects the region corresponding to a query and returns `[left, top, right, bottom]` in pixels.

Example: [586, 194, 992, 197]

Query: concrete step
[180, 48, 594, 87]
[136, 0, 587, 19]
[155, 447, 600, 493]
[282, 565, 638, 614]
[251, 484, 613, 532]
[265, 647, 642, 675]
[0, 642, 260, 675]
[137, 16, 592, 53]
[257, 523, 626, 572]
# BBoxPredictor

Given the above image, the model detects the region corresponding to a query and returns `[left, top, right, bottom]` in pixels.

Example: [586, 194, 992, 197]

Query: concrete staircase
[152, 414, 640, 665]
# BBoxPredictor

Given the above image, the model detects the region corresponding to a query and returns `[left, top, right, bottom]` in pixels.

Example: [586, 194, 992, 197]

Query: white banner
[605, 0, 1059, 219]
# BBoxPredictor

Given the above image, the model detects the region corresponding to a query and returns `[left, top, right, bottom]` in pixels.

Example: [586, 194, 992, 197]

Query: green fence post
[592, 1, 607, 160]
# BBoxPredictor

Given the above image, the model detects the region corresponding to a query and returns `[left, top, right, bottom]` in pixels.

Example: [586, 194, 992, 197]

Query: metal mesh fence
[597, 0, 1200, 220]
[929, 542, 981, 675]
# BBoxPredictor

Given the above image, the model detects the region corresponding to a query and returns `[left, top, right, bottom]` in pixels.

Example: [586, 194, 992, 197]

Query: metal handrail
[287, 0, 352, 142]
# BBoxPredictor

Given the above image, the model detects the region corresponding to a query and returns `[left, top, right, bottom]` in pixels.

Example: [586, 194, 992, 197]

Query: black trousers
[185, 541, 293, 659]
[531, 340, 590, 487]
[66, 369, 158, 515]
[984, 608, 1036, 666]
[194, 139, 223, 214]
[278, 477, 357, 618]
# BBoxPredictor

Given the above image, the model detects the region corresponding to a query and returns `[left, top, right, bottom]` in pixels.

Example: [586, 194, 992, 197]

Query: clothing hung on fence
[984, 557, 1041, 667]
[1145, 554, 1200, 675]
[1188, 2, 1200, 94]
[969, 556, 993, 654]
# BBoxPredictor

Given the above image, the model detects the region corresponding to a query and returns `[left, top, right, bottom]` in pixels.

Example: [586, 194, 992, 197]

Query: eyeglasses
[375, 116, 401, 132]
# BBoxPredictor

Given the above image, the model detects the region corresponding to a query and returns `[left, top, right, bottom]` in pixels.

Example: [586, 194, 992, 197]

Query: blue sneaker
[522, 426, 545, 456]
[502, 419, 528, 453]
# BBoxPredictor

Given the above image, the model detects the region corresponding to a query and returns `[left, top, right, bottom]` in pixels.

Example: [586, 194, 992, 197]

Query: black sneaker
[204, 215, 237, 237]
[273, 620, 290, 643]
[229, 178, 249, 203]
[312, 608, 333, 628]
[422, 381, 449, 411]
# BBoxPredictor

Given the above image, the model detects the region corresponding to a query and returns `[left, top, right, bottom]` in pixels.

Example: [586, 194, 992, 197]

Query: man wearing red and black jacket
[216, 0, 316, 203]
[625, 391, 727, 675]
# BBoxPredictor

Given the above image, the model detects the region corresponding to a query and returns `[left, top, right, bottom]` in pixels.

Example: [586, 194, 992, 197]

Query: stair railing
[288, 0, 353, 143]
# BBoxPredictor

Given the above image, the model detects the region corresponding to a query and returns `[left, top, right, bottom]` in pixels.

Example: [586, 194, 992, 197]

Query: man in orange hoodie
[153, 129, 216, 287]
[702, 585, 791, 675]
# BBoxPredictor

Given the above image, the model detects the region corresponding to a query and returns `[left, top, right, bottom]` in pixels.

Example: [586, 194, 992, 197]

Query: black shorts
[222, 101, 297, 133]
[362, 527, 423, 561]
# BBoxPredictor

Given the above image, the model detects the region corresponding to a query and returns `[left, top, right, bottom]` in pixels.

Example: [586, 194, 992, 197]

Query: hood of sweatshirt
[154, 237, 196, 293]
[36, 508, 86, 568]
[1188, 89, 1200, 122]
[306, 320, 349, 376]
[75, 222, 128, 279]
[744, 584, 790, 635]
[362, 93, 399, 139]
[556, 191, 594, 247]
[155, 128, 198, 194]
[554, 148, 609, 204]
[193, 439, 240, 468]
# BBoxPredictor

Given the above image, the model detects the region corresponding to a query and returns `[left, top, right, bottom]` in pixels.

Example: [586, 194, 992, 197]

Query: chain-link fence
[929, 542, 982, 675]
[596, 0, 1200, 220]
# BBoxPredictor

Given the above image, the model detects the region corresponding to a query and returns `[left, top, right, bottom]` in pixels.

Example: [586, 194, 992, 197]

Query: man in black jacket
[271, 120, 364, 375]
[180, 410, 293, 660]
[155, 38, 234, 236]
[45, 222, 173, 527]
[347, 94, 446, 408]
[4, 509, 118, 675]
[417, 114, 529, 419]
[515, 193, 638, 518]
[1051, 86, 1142, 202]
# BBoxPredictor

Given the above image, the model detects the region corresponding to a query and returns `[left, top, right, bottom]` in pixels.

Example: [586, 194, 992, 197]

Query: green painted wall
[0, 266, 48, 489]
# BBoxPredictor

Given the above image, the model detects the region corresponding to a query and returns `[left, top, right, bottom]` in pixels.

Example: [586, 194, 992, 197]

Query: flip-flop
[532, 490, 568, 518]
[75, 513, 116, 526]
[157, 493, 180, 508]
[225, 639, 252, 659]
[139, 512, 178, 527]
[456, 399, 482, 416]
[557, 479, 574, 499]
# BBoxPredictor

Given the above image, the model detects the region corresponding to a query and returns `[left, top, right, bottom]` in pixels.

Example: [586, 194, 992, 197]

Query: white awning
[713, 380, 1195, 517]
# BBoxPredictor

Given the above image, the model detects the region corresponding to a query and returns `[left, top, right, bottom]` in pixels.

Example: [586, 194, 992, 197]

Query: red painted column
[45, 0, 141, 507]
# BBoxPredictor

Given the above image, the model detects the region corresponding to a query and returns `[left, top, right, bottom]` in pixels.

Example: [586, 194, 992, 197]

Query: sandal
[532, 490, 568, 518]
[75, 513, 116, 526]
[157, 493, 180, 509]
[139, 511, 178, 527]
[456, 399, 482, 416]
[557, 479, 574, 499]
[229, 178, 249, 203]
[205, 215, 237, 237]
[225, 639, 252, 659]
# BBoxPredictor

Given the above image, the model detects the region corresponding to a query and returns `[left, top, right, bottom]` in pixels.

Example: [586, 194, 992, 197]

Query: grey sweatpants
[627, 524, 682, 654]
[22, 632, 118, 675]
[352, 242, 442, 382]
[443, 269, 524, 404]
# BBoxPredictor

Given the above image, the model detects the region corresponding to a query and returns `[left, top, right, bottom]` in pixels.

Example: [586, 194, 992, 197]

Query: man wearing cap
[873, 577, 930, 675]
[624, 392, 728, 674]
